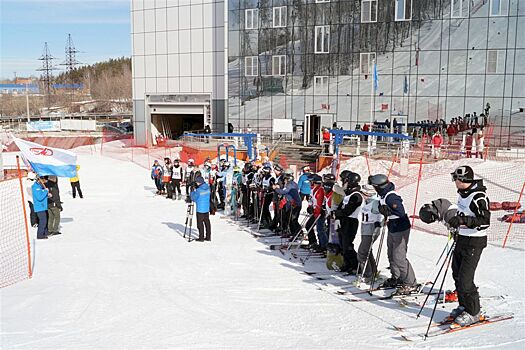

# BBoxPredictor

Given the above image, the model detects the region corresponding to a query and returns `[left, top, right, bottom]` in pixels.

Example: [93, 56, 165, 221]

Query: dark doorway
[151, 114, 204, 139]
[308, 114, 321, 145]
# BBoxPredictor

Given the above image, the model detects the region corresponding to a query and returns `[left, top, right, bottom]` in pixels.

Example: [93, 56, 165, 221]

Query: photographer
[189, 176, 212, 242]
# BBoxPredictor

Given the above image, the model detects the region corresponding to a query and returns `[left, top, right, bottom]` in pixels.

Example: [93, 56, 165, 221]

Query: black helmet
[368, 174, 389, 189]
[311, 174, 322, 184]
[340, 170, 351, 181]
[284, 169, 294, 181]
[346, 172, 361, 187]
[419, 203, 439, 224]
[451, 165, 474, 183]
[322, 173, 336, 184]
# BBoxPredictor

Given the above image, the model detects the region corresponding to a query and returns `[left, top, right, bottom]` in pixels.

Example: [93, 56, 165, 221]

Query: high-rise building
[132, 0, 524, 145]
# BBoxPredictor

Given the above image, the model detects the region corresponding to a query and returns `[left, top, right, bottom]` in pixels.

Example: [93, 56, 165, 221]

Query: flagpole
[370, 60, 375, 131]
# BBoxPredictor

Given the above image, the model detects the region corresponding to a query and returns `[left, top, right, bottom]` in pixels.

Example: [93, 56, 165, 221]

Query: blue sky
[0, 0, 131, 79]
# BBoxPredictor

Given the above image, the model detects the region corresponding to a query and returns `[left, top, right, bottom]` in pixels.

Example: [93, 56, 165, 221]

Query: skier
[163, 158, 174, 199]
[231, 165, 243, 217]
[269, 164, 284, 233]
[259, 165, 275, 229]
[334, 171, 363, 274]
[184, 159, 197, 198]
[273, 170, 301, 238]
[190, 175, 212, 242]
[446, 166, 490, 327]
[32, 176, 50, 239]
[47, 176, 63, 236]
[368, 174, 417, 294]
[297, 166, 312, 201]
[356, 185, 383, 278]
[151, 160, 164, 194]
[69, 165, 83, 199]
[305, 174, 327, 252]
[171, 159, 184, 200]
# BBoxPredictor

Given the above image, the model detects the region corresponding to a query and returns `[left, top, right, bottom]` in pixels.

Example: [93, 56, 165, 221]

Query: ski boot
[379, 277, 401, 289]
[451, 311, 485, 329]
[442, 306, 465, 323]
[392, 284, 419, 296]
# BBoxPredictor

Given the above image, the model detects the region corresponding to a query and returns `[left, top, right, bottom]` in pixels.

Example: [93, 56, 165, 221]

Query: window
[451, 0, 469, 18]
[245, 56, 259, 76]
[245, 9, 258, 29]
[273, 6, 287, 28]
[314, 76, 329, 95]
[487, 50, 501, 73]
[360, 53, 376, 75]
[395, 0, 412, 21]
[272, 55, 286, 76]
[361, 0, 377, 23]
[490, 0, 508, 16]
[314, 26, 330, 53]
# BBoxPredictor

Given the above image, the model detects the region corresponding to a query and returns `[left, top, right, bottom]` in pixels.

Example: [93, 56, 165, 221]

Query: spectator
[190, 176, 212, 241]
[25, 172, 38, 227]
[465, 132, 473, 158]
[69, 165, 83, 199]
[151, 160, 164, 195]
[447, 123, 456, 144]
[431, 131, 444, 159]
[32, 176, 50, 239]
[47, 175, 63, 236]
[322, 128, 331, 154]
[228, 122, 234, 134]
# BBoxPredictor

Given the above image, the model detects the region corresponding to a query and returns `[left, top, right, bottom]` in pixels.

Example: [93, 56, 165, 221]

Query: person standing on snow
[273, 170, 301, 238]
[356, 185, 383, 279]
[445, 166, 490, 327]
[32, 176, 50, 239]
[297, 166, 312, 201]
[47, 175, 63, 236]
[151, 160, 164, 194]
[368, 174, 417, 294]
[25, 172, 39, 227]
[163, 158, 174, 199]
[305, 174, 327, 252]
[184, 159, 197, 198]
[69, 165, 83, 199]
[190, 176, 212, 242]
[171, 159, 184, 200]
[259, 165, 275, 229]
[431, 131, 443, 159]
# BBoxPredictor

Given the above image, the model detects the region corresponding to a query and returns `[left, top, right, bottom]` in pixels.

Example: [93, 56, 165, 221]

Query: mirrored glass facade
[227, 0, 525, 132]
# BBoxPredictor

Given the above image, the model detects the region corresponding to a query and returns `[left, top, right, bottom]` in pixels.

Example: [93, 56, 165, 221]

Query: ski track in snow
[1, 153, 523, 349]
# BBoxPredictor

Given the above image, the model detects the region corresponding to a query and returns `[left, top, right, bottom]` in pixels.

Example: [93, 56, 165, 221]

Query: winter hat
[195, 176, 205, 186]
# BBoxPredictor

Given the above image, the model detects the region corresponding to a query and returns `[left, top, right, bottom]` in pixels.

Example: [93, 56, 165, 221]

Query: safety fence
[0, 158, 32, 288]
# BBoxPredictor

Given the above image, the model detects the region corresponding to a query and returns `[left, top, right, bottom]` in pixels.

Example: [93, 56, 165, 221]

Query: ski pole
[257, 193, 266, 231]
[282, 212, 312, 255]
[368, 223, 387, 294]
[287, 214, 320, 258]
[425, 241, 456, 339]
[187, 203, 194, 242]
[417, 234, 452, 294]
[356, 227, 380, 287]
[295, 215, 323, 263]
[417, 240, 455, 319]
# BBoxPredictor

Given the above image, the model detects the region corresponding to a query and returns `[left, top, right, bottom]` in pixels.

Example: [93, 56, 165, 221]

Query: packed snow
[1, 152, 524, 349]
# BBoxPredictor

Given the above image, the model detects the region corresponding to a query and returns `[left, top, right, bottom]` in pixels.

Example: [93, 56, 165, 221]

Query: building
[0, 83, 39, 95]
[131, 0, 524, 145]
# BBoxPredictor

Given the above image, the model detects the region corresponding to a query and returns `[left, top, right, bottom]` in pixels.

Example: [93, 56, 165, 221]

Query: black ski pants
[338, 217, 359, 270]
[452, 235, 487, 316]
[261, 193, 273, 227]
[196, 212, 211, 241]
[71, 181, 83, 198]
[172, 179, 182, 196]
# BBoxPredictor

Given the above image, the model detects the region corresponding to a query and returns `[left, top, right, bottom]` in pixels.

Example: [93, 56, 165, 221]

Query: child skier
[356, 185, 383, 279]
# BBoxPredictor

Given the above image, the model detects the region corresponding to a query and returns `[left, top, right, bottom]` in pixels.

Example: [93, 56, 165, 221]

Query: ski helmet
[303, 165, 311, 172]
[419, 203, 439, 224]
[273, 164, 283, 172]
[368, 174, 389, 189]
[322, 173, 336, 184]
[194, 170, 202, 178]
[188, 158, 195, 165]
[339, 170, 351, 181]
[346, 172, 361, 187]
[204, 162, 211, 169]
[451, 165, 474, 183]
[195, 176, 205, 186]
[361, 184, 376, 197]
[224, 161, 231, 168]
[174, 158, 180, 163]
[284, 169, 294, 181]
[262, 165, 272, 173]
[311, 174, 323, 184]
[233, 166, 241, 172]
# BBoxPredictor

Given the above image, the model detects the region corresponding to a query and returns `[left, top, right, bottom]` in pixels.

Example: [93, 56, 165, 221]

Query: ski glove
[447, 216, 464, 228]
[374, 221, 381, 228]
[379, 204, 391, 218]
[307, 206, 314, 215]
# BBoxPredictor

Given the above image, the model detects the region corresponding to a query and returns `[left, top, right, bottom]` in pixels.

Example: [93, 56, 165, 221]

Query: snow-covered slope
[0, 153, 523, 348]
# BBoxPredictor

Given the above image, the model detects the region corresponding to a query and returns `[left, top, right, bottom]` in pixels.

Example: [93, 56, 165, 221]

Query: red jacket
[322, 130, 330, 143]
[432, 134, 443, 147]
[446, 125, 456, 137]
[310, 185, 325, 217]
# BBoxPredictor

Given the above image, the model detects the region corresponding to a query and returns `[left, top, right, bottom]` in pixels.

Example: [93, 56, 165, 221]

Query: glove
[379, 205, 391, 218]
[307, 206, 313, 215]
[185, 197, 192, 204]
[374, 221, 381, 228]
[447, 216, 465, 228]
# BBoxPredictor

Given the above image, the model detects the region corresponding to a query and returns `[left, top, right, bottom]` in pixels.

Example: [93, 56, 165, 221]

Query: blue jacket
[275, 181, 301, 208]
[151, 164, 163, 179]
[297, 173, 312, 195]
[191, 183, 211, 213]
[32, 182, 49, 213]
[377, 182, 411, 233]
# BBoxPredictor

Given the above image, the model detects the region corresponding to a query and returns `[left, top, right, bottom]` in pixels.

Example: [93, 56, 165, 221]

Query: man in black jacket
[47, 176, 63, 236]
[446, 165, 490, 327]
